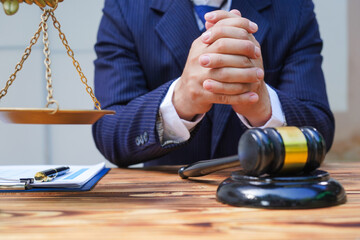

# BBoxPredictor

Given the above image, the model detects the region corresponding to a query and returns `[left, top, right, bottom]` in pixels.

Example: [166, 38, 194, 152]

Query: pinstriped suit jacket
[93, 0, 335, 167]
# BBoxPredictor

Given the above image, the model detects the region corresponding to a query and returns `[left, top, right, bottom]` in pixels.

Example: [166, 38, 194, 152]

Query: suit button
[143, 131, 149, 143]
[135, 136, 142, 146]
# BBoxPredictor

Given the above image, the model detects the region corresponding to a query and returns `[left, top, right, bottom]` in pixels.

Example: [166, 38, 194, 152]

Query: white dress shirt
[158, 0, 286, 144]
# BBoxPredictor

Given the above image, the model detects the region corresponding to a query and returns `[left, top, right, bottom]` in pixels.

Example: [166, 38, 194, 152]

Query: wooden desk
[1, 162, 359, 240]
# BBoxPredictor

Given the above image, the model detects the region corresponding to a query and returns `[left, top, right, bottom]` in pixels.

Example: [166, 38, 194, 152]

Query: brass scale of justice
[0, 1, 115, 124]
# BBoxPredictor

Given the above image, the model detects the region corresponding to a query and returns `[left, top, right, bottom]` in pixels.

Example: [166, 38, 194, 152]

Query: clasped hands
[1, 0, 63, 15]
[173, 10, 271, 127]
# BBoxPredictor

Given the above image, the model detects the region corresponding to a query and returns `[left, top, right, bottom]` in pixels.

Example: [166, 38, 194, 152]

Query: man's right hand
[173, 10, 261, 121]
[172, 37, 214, 121]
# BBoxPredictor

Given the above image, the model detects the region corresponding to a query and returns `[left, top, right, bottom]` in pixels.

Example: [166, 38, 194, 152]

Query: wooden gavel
[178, 126, 326, 178]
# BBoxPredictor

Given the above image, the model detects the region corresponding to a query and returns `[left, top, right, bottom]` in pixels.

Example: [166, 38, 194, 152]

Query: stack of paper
[0, 162, 107, 191]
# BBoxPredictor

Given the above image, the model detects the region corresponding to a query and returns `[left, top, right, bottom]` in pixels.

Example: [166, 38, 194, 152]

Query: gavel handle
[178, 155, 239, 179]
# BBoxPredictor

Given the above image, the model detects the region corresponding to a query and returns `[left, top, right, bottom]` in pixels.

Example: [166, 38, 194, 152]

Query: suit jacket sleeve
[92, 0, 184, 167]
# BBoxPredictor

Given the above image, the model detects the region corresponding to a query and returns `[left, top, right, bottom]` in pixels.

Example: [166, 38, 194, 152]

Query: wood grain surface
[0, 162, 359, 240]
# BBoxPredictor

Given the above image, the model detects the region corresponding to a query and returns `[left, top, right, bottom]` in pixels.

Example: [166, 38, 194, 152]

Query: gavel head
[238, 126, 326, 176]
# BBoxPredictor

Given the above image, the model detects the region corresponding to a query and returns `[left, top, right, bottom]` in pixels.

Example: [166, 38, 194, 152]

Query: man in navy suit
[93, 0, 335, 167]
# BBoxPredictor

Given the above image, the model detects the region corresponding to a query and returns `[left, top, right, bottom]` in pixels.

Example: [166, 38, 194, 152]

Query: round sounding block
[216, 170, 346, 209]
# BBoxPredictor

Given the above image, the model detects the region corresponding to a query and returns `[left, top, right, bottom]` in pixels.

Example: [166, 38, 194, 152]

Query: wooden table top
[1, 162, 359, 240]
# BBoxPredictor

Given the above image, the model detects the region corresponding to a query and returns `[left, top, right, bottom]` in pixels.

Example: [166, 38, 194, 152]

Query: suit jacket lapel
[152, 0, 200, 69]
[230, 0, 270, 45]
[210, 0, 271, 157]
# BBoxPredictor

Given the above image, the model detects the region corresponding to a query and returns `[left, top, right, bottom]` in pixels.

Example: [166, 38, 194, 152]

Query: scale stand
[0, 3, 114, 124]
[216, 170, 347, 209]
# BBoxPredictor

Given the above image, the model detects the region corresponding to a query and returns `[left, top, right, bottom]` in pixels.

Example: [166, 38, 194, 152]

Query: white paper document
[0, 162, 105, 188]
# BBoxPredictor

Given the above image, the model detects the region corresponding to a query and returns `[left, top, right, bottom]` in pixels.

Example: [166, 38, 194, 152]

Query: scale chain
[0, 12, 48, 101]
[42, 9, 59, 112]
[0, 6, 101, 111]
[49, 11, 101, 110]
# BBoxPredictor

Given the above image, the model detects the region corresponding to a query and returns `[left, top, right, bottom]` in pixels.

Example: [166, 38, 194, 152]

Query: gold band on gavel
[276, 127, 308, 174]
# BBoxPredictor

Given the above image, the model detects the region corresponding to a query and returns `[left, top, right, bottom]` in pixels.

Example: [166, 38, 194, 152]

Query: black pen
[34, 166, 70, 182]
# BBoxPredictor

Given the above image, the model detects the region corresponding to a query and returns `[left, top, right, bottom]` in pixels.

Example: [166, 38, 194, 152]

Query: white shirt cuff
[237, 84, 286, 128]
[159, 78, 205, 142]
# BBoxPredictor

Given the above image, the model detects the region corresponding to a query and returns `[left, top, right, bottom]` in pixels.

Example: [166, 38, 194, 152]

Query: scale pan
[0, 108, 115, 124]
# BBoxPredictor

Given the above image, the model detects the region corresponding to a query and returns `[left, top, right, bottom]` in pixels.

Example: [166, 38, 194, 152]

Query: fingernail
[231, 9, 241, 16]
[255, 47, 261, 58]
[203, 80, 212, 90]
[249, 93, 259, 102]
[205, 12, 215, 20]
[202, 31, 211, 42]
[257, 68, 264, 79]
[249, 21, 258, 32]
[199, 55, 211, 66]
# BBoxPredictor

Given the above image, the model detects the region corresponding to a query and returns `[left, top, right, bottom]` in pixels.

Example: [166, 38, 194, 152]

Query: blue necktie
[194, 5, 220, 26]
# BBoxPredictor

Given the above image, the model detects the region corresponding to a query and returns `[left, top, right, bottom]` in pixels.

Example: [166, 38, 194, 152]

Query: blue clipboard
[0, 168, 110, 192]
